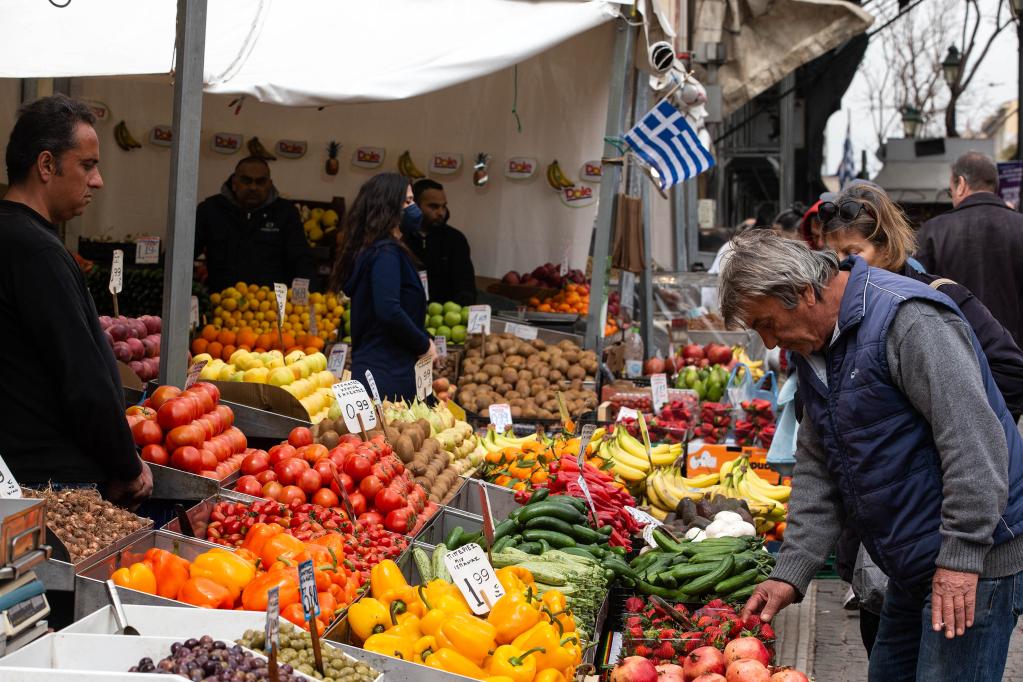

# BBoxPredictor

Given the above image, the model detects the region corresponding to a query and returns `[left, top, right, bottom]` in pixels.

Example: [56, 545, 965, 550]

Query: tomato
[241, 451, 270, 476]
[312, 488, 340, 508]
[348, 491, 367, 517]
[150, 385, 182, 410]
[262, 481, 283, 500]
[359, 475, 384, 500]
[288, 427, 313, 448]
[179, 392, 204, 421]
[339, 434, 362, 446]
[313, 459, 335, 483]
[297, 444, 328, 465]
[327, 449, 348, 471]
[193, 416, 215, 441]
[268, 443, 297, 466]
[125, 405, 156, 419]
[204, 410, 225, 437]
[157, 398, 194, 431]
[171, 445, 203, 473]
[224, 427, 247, 453]
[185, 385, 215, 414]
[189, 381, 220, 407]
[131, 419, 163, 447]
[275, 457, 309, 486]
[384, 507, 416, 534]
[330, 472, 354, 497]
[234, 475, 262, 497]
[278, 485, 307, 505]
[371, 463, 393, 485]
[214, 404, 234, 429]
[344, 454, 373, 481]
[199, 448, 218, 472]
[140, 443, 168, 466]
[357, 510, 383, 526]
[207, 437, 232, 462]
[296, 469, 323, 495]
[126, 414, 144, 429]
[256, 469, 278, 485]
[165, 424, 204, 451]
[374, 487, 404, 514]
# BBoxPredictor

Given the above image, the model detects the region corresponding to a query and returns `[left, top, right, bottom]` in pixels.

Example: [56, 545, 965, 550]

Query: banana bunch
[599, 428, 682, 482]
[114, 120, 142, 151]
[247, 136, 277, 161]
[479, 426, 551, 453]
[732, 346, 765, 381]
[644, 467, 720, 520]
[398, 150, 426, 179]
[545, 160, 574, 191]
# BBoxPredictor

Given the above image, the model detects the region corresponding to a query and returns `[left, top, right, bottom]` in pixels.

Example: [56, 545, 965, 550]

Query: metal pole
[630, 82, 655, 350]
[1017, 19, 1022, 162]
[159, 0, 207, 387]
[778, 73, 796, 211]
[584, 19, 636, 349]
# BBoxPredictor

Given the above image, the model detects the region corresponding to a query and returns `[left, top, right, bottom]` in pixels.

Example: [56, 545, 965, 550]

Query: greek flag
[623, 98, 714, 190]
[837, 120, 855, 189]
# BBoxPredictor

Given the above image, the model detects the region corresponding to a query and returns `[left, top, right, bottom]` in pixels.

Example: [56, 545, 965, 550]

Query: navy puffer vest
[794, 257, 1023, 586]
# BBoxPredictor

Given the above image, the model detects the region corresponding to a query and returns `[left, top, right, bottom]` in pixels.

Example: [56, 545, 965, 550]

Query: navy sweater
[344, 239, 430, 401]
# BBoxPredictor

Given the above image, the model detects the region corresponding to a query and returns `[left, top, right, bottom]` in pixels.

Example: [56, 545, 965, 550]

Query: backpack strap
[929, 278, 957, 290]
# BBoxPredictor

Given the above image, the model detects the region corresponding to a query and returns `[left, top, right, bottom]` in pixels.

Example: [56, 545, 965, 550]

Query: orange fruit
[191, 338, 208, 355]
[217, 329, 236, 346]
[238, 329, 257, 348]
[304, 346, 319, 355]
[221, 344, 236, 360]
[201, 325, 218, 342]
[306, 336, 324, 351]
[206, 341, 223, 359]
[281, 333, 295, 350]
[256, 333, 273, 351]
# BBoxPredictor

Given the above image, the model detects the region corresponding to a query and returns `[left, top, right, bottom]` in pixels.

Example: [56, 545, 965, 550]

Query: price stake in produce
[332, 380, 377, 440]
[291, 278, 309, 306]
[443, 542, 505, 615]
[435, 336, 447, 359]
[505, 322, 538, 341]
[108, 249, 124, 316]
[365, 370, 387, 428]
[557, 392, 574, 434]
[616, 406, 640, 422]
[575, 423, 599, 524]
[414, 353, 433, 400]
[478, 484, 497, 563]
[273, 282, 288, 347]
[185, 359, 207, 389]
[326, 460, 357, 521]
[418, 271, 430, 301]
[189, 296, 199, 330]
[489, 404, 513, 433]
[308, 307, 318, 338]
[135, 236, 160, 265]
[327, 343, 348, 380]
[650, 373, 668, 413]
[0, 454, 22, 498]
[298, 559, 324, 675]
[467, 304, 491, 335]
[265, 586, 280, 682]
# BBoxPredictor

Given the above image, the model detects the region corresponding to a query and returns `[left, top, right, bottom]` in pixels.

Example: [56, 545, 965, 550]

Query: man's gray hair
[718, 230, 840, 328]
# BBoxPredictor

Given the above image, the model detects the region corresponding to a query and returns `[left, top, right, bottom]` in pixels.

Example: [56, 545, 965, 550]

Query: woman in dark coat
[329, 173, 436, 401]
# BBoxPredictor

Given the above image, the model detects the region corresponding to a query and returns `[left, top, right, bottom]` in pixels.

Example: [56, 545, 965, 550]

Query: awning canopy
[0, 0, 620, 106]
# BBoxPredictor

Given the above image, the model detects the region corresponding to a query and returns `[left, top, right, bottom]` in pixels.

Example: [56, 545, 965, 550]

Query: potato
[474, 371, 489, 383]
[514, 380, 531, 396]
[523, 405, 538, 419]
[502, 367, 518, 383]
[510, 405, 523, 419]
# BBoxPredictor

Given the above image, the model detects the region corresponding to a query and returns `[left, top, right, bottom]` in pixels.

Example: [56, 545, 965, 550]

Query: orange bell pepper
[111, 561, 157, 595]
[240, 567, 301, 612]
[178, 576, 234, 609]
[144, 548, 190, 600]
[189, 549, 256, 601]
[282, 602, 327, 633]
[260, 533, 307, 569]
[241, 522, 283, 557]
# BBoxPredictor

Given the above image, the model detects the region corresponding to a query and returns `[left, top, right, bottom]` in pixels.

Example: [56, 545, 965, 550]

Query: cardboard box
[685, 443, 780, 484]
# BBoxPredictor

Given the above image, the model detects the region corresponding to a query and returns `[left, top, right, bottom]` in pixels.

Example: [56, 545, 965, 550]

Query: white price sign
[332, 380, 378, 434]
[185, 360, 207, 389]
[365, 370, 382, 406]
[189, 296, 199, 330]
[505, 322, 538, 341]
[574, 424, 599, 521]
[273, 282, 288, 323]
[467, 304, 491, 335]
[298, 560, 320, 620]
[651, 373, 669, 413]
[135, 237, 160, 265]
[291, 278, 309, 306]
[327, 344, 348, 379]
[108, 249, 124, 294]
[489, 404, 513, 432]
[626, 505, 661, 528]
[414, 354, 433, 400]
[264, 586, 280, 653]
[435, 336, 447, 358]
[616, 406, 640, 422]
[443, 542, 506, 614]
[0, 454, 22, 498]
[560, 242, 571, 276]
[418, 270, 430, 300]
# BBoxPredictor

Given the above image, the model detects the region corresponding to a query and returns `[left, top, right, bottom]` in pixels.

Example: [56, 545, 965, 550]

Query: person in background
[708, 217, 755, 274]
[799, 200, 826, 249]
[0, 95, 151, 507]
[405, 179, 476, 305]
[772, 202, 808, 240]
[916, 151, 1023, 343]
[195, 156, 314, 292]
[330, 173, 437, 401]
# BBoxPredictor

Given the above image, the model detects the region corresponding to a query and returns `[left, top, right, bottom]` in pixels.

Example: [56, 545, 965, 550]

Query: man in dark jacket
[404, 179, 476, 305]
[194, 156, 313, 292]
[916, 152, 1023, 343]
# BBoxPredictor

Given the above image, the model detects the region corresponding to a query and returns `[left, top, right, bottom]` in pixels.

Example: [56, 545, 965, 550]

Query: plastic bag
[726, 363, 778, 411]
[766, 377, 799, 464]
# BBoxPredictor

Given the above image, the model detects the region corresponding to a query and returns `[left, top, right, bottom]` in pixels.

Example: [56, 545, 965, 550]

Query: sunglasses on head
[818, 200, 871, 230]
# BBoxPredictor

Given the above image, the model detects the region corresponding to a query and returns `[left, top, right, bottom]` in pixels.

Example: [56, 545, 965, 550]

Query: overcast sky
[824, 0, 1018, 177]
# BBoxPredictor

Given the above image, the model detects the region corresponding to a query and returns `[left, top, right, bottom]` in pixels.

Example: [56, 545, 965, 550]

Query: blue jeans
[868, 570, 1023, 681]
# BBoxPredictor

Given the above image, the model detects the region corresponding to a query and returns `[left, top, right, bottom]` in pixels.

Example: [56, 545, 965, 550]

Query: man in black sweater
[405, 179, 476, 305]
[1, 95, 150, 507]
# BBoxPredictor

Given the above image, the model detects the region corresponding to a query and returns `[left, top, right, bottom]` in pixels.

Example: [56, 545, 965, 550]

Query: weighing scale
[0, 498, 52, 655]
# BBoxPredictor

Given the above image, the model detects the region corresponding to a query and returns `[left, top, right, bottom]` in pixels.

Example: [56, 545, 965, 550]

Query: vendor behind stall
[404, 179, 476, 305]
[0, 95, 151, 507]
[194, 156, 314, 292]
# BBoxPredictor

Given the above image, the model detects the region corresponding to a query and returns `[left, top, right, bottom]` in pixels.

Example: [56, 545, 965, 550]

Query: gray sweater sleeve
[769, 398, 844, 597]
[887, 300, 1009, 574]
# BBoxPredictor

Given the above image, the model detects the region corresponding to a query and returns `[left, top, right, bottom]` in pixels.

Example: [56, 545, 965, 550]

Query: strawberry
[654, 642, 676, 660]
[628, 626, 645, 639]
[659, 629, 678, 640]
[634, 645, 653, 658]
[743, 614, 762, 629]
[704, 599, 727, 609]
[625, 596, 646, 613]
[760, 623, 776, 640]
[625, 615, 644, 628]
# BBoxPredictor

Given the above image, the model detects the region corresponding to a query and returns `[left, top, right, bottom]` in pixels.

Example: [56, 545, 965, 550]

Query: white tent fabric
[0, 0, 619, 106]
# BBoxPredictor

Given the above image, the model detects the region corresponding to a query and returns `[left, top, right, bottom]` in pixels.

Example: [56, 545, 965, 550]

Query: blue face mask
[400, 203, 423, 236]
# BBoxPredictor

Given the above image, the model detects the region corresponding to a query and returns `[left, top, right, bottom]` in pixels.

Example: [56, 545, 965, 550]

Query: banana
[648, 505, 669, 521]
[745, 467, 792, 502]
[608, 436, 651, 472]
[645, 472, 671, 510]
[683, 472, 721, 488]
[550, 160, 574, 188]
[247, 136, 277, 160]
[649, 449, 678, 467]
[114, 121, 141, 151]
[545, 162, 564, 191]
[617, 429, 650, 460]
[614, 459, 649, 482]
[398, 150, 426, 179]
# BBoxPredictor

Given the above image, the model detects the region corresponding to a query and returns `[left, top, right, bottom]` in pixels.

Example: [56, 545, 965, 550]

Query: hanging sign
[135, 237, 160, 264]
[489, 404, 513, 432]
[414, 354, 433, 400]
[327, 343, 348, 379]
[505, 157, 539, 180]
[332, 380, 378, 434]
[149, 125, 173, 147]
[211, 132, 243, 154]
[291, 278, 309, 306]
[108, 249, 124, 295]
[651, 373, 669, 413]
[185, 360, 207, 389]
[560, 185, 597, 208]
[275, 139, 308, 159]
[580, 160, 602, 183]
[352, 146, 385, 169]
[467, 305, 491, 335]
[430, 153, 462, 175]
[444, 543, 506, 615]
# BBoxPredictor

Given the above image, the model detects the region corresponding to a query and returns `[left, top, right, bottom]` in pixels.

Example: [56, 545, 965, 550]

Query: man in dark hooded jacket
[194, 156, 313, 291]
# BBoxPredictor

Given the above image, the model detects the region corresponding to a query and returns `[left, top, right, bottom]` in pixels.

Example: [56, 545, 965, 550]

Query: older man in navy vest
[719, 230, 1023, 680]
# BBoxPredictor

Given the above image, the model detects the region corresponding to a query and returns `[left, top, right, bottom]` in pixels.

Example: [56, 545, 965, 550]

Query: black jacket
[916, 192, 1023, 344]
[195, 179, 314, 292]
[0, 201, 142, 484]
[403, 223, 476, 305]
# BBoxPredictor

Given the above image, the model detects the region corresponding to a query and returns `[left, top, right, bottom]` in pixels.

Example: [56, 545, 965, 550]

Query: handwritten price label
[108, 249, 124, 294]
[415, 354, 433, 400]
[327, 344, 348, 379]
[189, 296, 199, 330]
[291, 278, 309, 306]
[0, 454, 22, 498]
[135, 236, 160, 265]
[574, 424, 599, 521]
[332, 380, 378, 434]
[185, 360, 207, 389]
[273, 283, 288, 324]
[365, 370, 382, 406]
[467, 305, 491, 335]
[489, 404, 513, 432]
[505, 322, 538, 340]
[298, 560, 320, 620]
[264, 586, 279, 653]
[444, 543, 505, 615]
[435, 336, 447, 358]
[616, 406, 640, 422]
[651, 373, 669, 413]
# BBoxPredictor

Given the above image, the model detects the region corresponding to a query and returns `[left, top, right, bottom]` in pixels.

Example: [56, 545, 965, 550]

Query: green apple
[436, 325, 452, 338]
[444, 311, 461, 326]
[427, 327, 437, 335]
[451, 324, 467, 343]
[443, 301, 461, 315]
[343, 309, 350, 322]
[460, 308, 469, 324]
[429, 314, 444, 329]
[428, 302, 444, 316]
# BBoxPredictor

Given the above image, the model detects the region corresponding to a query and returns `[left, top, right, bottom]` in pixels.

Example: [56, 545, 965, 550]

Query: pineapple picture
[325, 140, 340, 175]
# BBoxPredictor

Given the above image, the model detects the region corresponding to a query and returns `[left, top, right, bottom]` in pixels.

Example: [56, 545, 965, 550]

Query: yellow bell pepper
[487, 644, 546, 682]
[189, 548, 255, 601]
[370, 560, 409, 600]
[542, 635, 581, 672]
[488, 589, 541, 644]
[441, 613, 498, 665]
[540, 591, 575, 634]
[111, 561, 157, 595]
[534, 669, 565, 682]
[391, 613, 422, 639]
[496, 566, 534, 593]
[348, 597, 391, 641]
[512, 621, 562, 671]
[413, 635, 438, 664]
[364, 631, 414, 661]
[424, 647, 488, 679]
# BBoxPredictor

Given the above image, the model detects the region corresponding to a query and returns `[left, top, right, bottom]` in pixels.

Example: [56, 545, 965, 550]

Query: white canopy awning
[0, 0, 620, 106]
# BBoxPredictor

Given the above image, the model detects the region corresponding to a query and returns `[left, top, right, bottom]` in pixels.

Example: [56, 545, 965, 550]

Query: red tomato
[199, 448, 218, 472]
[357, 510, 383, 526]
[185, 386, 215, 414]
[344, 454, 373, 481]
[204, 410, 225, 437]
[150, 385, 182, 410]
[255, 470, 278, 485]
[131, 419, 163, 447]
[288, 427, 313, 448]
[126, 414, 144, 429]
[224, 427, 247, 453]
[207, 437, 232, 462]
[241, 451, 270, 475]
[339, 434, 362, 446]
[214, 404, 234, 429]
[375, 487, 405, 513]
[262, 480, 283, 500]
[348, 491, 367, 516]
[125, 405, 156, 419]
[165, 424, 204, 451]
[327, 448, 348, 471]
[140, 444, 168, 466]
[170, 446, 202, 473]
[278, 485, 307, 505]
[297, 444, 328, 465]
[312, 459, 335, 483]
[296, 469, 323, 495]
[178, 392, 204, 421]
[384, 507, 416, 534]
[371, 463, 393, 485]
[193, 416, 215, 441]
[329, 472, 354, 497]
[189, 382, 220, 408]
[234, 475, 262, 497]
[311, 488, 339, 508]
[275, 457, 309, 486]
[157, 398, 193, 431]
[359, 475, 384, 500]
[268, 443, 297, 466]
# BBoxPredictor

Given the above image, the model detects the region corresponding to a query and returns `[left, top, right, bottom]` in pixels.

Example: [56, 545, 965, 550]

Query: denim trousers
[868, 570, 1023, 681]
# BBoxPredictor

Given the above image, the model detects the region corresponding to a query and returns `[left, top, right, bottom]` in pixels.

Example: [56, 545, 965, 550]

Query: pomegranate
[610, 656, 658, 682]
[682, 343, 705, 362]
[769, 669, 809, 682]
[684, 646, 726, 679]
[644, 357, 666, 375]
[705, 343, 734, 366]
[655, 664, 684, 682]
[725, 660, 771, 682]
[692, 675, 727, 682]
[723, 637, 771, 667]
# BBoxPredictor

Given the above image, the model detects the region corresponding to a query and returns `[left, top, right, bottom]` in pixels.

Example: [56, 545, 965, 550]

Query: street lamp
[901, 106, 923, 138]
[942, 45, 962, 87]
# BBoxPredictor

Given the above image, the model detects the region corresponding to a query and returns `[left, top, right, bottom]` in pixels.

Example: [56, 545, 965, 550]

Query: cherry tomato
[140, 443, 168, 466]
[235, 475, 262, 497]
[288, 427, 313, 448]
[131, 419, 163, 447]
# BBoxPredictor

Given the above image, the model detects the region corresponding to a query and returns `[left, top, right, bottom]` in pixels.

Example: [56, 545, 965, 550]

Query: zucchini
[714, 567, 760, 594]
[413, 547, 434, 583]
[522, 529, 577, 549]
[518, 502, 586, 525]
[681, 555, 735, 596]
[527, 488, 550, 504]
[432, 544, 451, 582]
[523, 516, 579, 536]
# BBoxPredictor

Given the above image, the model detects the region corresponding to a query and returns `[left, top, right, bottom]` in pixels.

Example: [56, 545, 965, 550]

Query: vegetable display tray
[35, 523, 153, 592]
[445, 477, 520, 521]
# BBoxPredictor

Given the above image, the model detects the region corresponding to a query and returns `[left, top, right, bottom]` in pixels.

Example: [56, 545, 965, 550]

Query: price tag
[435, 336, 447, 358]
[637, 413, 654, 468]
[625, 360, 643, 379]
[0, 454, 22, 498]
[326, 461, 357, 521]
[574, 424, 599, 522]
[415, 353, 433, 400]
[365, 370, 382, 406]
[443, 543, 506, 615]
[291, 278, 309, 306]
[273, 282, 288, 324]
[135, 236, 160, 264]
[651, 373, 669, 413]
[298, 559, 320, 620]
[489, 404, 513, 432]
[264, 586, 280, 654]
[625, 505, 661, 527]
[108, 249, 124, 294]
[641, 524, 662, 548]
[327, 343, 348, 379]
[616, 406, 640, 422]
[467, 304, 491, 335]
[505, 322, 538, 341]
[332, 380, 378, 434]
[185, 359, 207, 389]
[189, 296, 199, 330]
[419, 270, 430, 300]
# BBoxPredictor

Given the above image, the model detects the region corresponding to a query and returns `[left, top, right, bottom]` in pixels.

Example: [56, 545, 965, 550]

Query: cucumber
[681, 555, 736, 596]
[518, 541, 542, 554]
[492, 536, 514, 554]
[538, 539, 551, 554]
[492, 519, 517, 543]
[518, 502, 586, 525]
[660, 561, 719, 582]
[559, 546, 601, 561]
[602, 556, 642, 581]
[523, 516, 579, 536]
[635, 581, 693, 600]
[544, 495, 588, 513]
[630, 551, 663, 571]
[522, 529, 577, 549]
[714, 567, 760, 594]
[724, 583, 757, 602]
[568, 524, 606, 544]
[681, 538, 748, 557]
[651, 528, 685, 553]
[413, 547, 433, 582]
[444, 527, 463, 550]
[598, 525, 613, 536]
[690, 551, 741, 563]
[576, 544, 608, 559]
[654, 573, 678, 589]
[527, 488, 550, 504]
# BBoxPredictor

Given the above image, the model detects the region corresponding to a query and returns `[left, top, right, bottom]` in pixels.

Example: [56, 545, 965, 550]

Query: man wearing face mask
[403, 179, 476, 305]
[194, 156, 314, 292]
